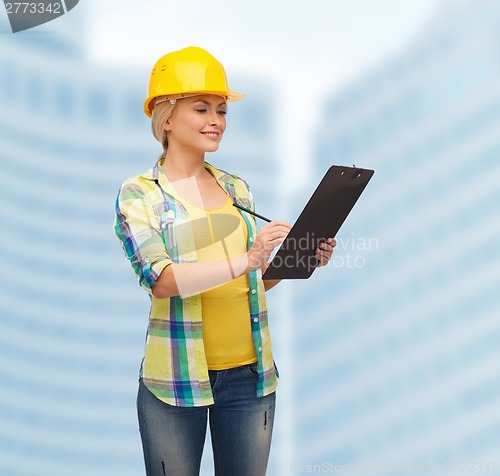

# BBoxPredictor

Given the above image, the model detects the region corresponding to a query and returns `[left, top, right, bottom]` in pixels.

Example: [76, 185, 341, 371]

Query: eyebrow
[193, 99, 227, 107]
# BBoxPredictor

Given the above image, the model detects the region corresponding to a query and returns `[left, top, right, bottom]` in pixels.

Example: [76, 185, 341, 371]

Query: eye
[218, 110, 227, 116]
[195, 108, 207, 113]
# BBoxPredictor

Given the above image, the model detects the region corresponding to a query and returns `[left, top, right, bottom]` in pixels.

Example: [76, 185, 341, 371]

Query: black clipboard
[263, 165, 374, 280]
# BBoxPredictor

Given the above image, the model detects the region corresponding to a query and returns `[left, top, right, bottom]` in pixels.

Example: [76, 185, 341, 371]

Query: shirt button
[258, 347, 262, 352]
[251, 289, 256, 295]
[249, 237, 254, 243]
[161, 222, 167, 229]
[253, 317, 259, 323]
[144, 257, 151, 263]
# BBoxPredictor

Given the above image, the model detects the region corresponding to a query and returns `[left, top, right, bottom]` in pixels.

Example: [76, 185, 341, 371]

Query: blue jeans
[137, 363, 276, 476]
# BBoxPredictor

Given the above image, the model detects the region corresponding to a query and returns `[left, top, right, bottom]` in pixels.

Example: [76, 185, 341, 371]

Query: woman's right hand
[247, 221, 291, 271]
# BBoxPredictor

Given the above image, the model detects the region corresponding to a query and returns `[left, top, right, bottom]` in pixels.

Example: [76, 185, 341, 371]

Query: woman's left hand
[315, 238, 336, 267]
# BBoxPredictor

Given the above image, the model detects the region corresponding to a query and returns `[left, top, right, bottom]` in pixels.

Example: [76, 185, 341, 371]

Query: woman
[114, 46, 336, 476]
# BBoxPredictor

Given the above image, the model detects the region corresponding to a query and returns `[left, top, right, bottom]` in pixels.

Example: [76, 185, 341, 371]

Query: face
[164, 94, 227, 154]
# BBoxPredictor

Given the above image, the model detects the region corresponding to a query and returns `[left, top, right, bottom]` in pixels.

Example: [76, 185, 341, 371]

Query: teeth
[203, 132, 218, 137]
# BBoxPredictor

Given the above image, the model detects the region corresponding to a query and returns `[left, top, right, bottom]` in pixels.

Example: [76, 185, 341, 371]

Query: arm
[115, 180, 291, 299]
[114, 181, 174, 294]
[152, 254, 251, 298]
[159, 235, 337, 297]
[152, 220, 292, 298]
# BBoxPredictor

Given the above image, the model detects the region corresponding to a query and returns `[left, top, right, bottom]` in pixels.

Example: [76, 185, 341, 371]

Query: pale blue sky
[88, 0, 442, 88]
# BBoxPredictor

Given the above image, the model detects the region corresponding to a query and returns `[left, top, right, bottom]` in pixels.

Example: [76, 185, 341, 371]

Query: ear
[163, 119, 171, 132]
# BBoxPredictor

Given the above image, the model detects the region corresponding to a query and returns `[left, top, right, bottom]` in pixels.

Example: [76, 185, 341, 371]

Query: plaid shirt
[114, 158, 278, 407]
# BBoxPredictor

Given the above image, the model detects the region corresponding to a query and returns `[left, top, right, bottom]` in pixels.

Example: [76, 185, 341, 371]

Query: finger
[315, 252, 332, 261]
[270, 220, 292, 227]
[315, 249, 331, 265]
[327, 238, 337, 248]
[316, 245, 333, 256]
[259, 227, 290, 239]
[264, 230, 290, 241]
[257, 233, 287, 250]
[320, 240, 336, 250]
[264, 220, 292, 230]
[317, 252, 332, 263]
[318, 242, 333, 252]
[268, 235, 288, 247]
[321, 238, 335, 248]
[316, 256, 327, 267]
[265, 225, 292, 235]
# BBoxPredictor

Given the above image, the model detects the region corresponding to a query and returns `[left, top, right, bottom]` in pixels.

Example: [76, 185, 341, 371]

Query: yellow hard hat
[144, 46, 245, 117]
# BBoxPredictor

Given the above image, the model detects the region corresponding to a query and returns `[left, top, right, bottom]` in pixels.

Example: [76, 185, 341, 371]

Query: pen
[232, 203, 272, 223]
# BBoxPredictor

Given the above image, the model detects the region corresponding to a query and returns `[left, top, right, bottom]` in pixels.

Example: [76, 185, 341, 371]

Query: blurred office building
[0, 14, 278, 476]
[291, 0, 500, 471]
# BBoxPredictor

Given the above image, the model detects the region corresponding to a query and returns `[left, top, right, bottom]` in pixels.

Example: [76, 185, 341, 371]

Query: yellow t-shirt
[180, 193, 257, 370]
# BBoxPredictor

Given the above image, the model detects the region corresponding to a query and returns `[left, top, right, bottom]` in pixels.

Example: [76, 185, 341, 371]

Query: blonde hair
[151, 99, 177, 156]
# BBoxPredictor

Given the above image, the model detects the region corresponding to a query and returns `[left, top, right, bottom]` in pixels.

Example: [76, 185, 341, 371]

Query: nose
[208, 110, 221, 126]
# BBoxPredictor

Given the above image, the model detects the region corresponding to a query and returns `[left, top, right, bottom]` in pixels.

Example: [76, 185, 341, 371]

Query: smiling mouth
[201, 132, 219, 138]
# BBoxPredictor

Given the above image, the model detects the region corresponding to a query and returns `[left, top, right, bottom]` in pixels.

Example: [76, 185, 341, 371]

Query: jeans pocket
[247, 362, 259, 376]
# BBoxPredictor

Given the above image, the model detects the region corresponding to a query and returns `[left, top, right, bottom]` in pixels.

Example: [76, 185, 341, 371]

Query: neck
[163, 146, 206, 180]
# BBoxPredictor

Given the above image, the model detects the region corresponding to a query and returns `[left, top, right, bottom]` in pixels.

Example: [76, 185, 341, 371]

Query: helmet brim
[144, 90, 246, 118]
